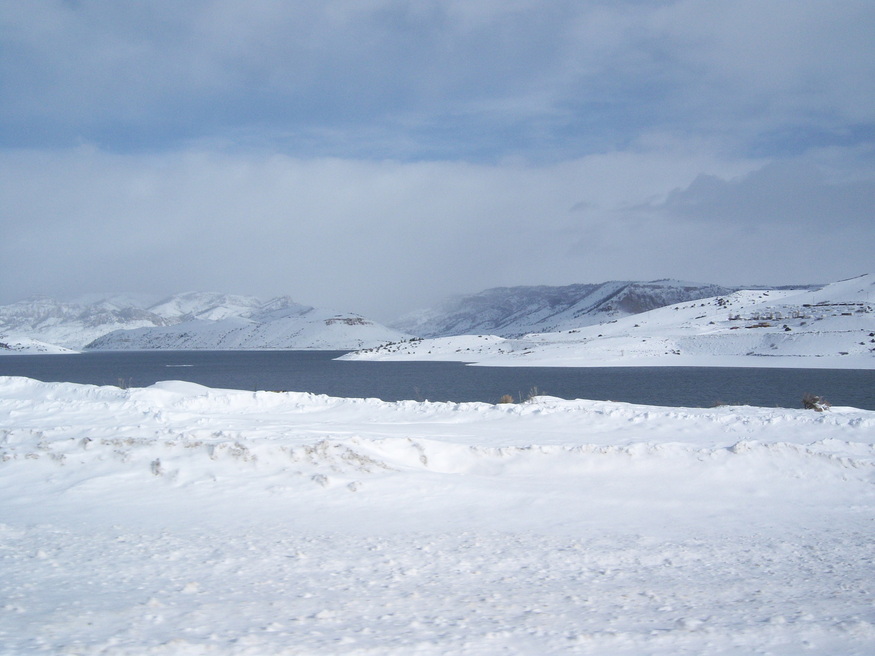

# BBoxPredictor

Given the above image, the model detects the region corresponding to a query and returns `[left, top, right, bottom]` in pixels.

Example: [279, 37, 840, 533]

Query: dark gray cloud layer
[1, 1, 873, 319]
[655, 162, 875, 228]
[4, 1, 874, 159]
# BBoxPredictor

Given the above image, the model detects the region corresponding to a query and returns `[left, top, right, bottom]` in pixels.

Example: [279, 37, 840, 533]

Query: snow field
[1, 376, 874, 654]
[3, 525, 873, 655]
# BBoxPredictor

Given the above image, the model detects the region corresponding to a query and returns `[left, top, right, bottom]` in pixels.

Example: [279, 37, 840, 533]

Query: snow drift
[1, 375, 874, 654]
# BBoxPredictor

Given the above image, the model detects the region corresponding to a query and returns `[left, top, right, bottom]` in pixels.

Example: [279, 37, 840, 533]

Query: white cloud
[569, 159, 875, 286]
[1, 2, 874, 316]
[3, 1, 872, 159]
[651, 161, 875, 229]
[2, 144, 870, 318]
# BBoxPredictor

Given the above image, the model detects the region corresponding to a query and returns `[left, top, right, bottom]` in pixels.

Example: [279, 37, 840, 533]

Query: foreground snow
[1, 376, 874, 654]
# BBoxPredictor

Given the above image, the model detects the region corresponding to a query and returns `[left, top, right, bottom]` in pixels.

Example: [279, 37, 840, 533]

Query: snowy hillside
[0, 294, 169, 350]
[0, 293, 408, 352]
[144, 291, 269, 321]
[393, 280, 744, 338]
[1, 375, 874, 654]
[86, 306, 411, 351]
[345, 274, 875, 368]
[0, 335, 75, 354]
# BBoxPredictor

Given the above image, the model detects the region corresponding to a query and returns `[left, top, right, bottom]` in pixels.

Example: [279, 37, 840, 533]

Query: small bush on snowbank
[803, 393, 831, 411]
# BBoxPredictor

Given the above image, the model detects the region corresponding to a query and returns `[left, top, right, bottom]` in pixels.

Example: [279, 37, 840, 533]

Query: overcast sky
[2, 1, 874, 321]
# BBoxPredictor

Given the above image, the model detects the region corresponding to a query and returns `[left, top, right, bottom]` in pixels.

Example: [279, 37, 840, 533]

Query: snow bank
[1, 376, 874, 654]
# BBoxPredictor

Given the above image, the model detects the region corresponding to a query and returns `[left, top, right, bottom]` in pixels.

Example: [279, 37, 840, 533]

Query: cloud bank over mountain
[1, 1, 873, 319]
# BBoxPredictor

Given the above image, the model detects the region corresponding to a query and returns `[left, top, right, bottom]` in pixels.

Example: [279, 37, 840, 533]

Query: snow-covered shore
[343, 275, 875, 369]
[0, 335, 74, 354]
[1, 375, 874, 654]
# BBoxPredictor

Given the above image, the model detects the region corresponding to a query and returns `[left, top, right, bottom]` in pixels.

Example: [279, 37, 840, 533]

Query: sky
[1, 0, 874, 322]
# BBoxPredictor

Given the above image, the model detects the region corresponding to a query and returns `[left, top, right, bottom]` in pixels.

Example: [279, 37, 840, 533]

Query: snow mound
[2, 376, 874, 655]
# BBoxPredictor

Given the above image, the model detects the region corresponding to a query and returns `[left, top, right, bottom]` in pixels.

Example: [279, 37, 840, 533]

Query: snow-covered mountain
[0, 293, 408, 352]
[0, 294, 170, 351]
[344, 274, 875, 369]
[392, 280, 747, 338]
[86, 305, 411, 351]
[2, 278, 853, 356]
[0, 335, 75, 354]
[145, 292, 274, 322]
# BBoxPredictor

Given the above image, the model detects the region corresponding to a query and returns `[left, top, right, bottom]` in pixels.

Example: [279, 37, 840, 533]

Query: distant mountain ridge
[0, 279, 827, 354]
[345, 274, 874, 369]
[86, 305, 410, 351]
[0, 292, 407, 352]
[0, 294, 171, 350]
[392, 280, 757, 338]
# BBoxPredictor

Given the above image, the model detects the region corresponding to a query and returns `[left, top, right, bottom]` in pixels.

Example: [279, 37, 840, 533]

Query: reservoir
[0, 350, 873, 410]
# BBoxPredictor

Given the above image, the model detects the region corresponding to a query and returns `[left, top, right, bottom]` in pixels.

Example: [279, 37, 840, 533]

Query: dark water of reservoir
[0, 350, 873, 410]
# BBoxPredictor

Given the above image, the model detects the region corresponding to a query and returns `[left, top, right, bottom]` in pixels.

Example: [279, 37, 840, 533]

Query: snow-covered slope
[393, 280, 744, 338]
[0, 293, 409, 352]
[1, 376, 873, 654]
[0, 335, 76, 354]
[86, 306, 411, 351]
[345, 274, 875, 368]
[0, 294, 169, 350]
[145, 291, 268, 321]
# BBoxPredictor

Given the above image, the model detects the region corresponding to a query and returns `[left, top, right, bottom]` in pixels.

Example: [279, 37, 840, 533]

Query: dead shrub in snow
[524, 386, 542, 402]
[802, 393, 831, 412]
